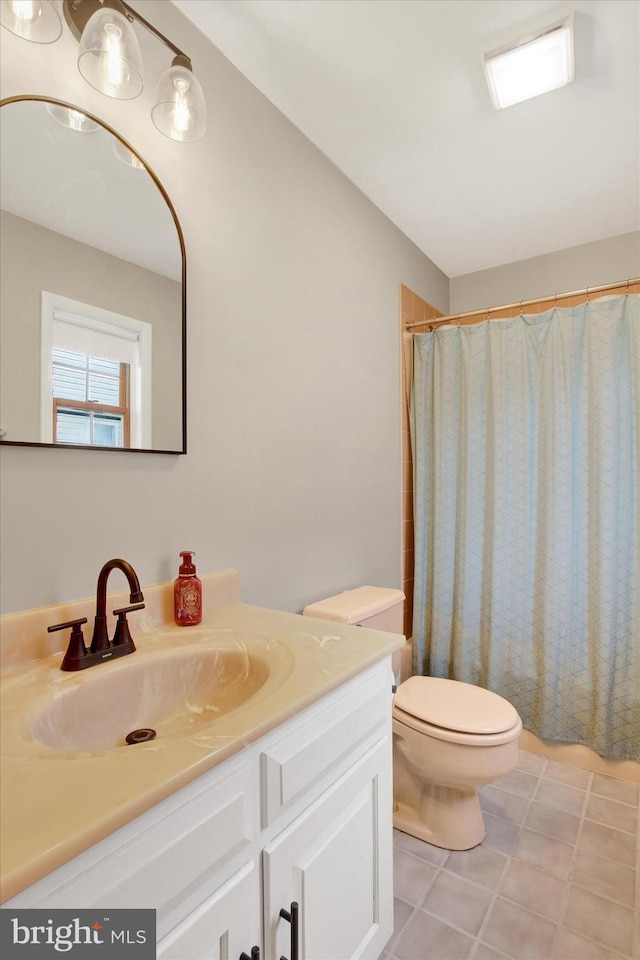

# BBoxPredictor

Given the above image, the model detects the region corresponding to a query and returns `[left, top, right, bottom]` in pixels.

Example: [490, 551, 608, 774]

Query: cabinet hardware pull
[240, 947, 260, 960]
[278, 901, 299, 960]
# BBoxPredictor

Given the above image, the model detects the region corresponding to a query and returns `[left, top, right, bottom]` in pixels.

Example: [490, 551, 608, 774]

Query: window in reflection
[40, 291, 152, 447]
[52, 349, 129, 447]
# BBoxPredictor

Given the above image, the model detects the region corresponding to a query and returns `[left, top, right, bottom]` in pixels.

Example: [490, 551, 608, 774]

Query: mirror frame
[0, 95, 187, 455]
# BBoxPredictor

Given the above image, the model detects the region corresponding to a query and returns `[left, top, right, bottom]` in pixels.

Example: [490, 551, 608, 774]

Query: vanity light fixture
[63, 0, 207, 140]
[0, 0, 62, 44]
[151, 53, 207, 143]
[75, 1, 143, 100]
[1, 0, 207, 141]
[484, 14, 575, 109]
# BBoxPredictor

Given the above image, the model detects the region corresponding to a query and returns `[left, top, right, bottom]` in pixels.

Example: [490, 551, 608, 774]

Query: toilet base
[393, 784, 486, 850]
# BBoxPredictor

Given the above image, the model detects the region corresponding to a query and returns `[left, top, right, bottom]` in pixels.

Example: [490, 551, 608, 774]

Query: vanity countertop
[0, 579, 404, 903]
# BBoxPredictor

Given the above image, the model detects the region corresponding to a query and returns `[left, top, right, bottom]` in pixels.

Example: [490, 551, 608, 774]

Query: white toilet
[393, 675, 522, 849]
[303, 586, 523, 851]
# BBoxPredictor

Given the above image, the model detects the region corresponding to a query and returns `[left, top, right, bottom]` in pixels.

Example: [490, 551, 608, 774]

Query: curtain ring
[554, 293, 558, 308]
[457, 313, 461, 327]
[585, 286, 590, 302]
[626, 278, 630, 295]
[520, 299, 524, 316]
[486, 307, 491, 321]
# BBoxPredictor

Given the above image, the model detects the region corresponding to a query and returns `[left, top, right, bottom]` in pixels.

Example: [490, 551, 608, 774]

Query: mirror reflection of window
[0, 97, 185, 453]
[40, 291, 152, 448]
[52, 349, 130, 447]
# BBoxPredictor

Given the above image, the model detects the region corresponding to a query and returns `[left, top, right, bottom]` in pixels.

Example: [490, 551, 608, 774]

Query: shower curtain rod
[405, 276, 640, 331]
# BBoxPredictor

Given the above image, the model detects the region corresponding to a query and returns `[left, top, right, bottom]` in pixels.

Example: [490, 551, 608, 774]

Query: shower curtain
[411, 294, 639, 761]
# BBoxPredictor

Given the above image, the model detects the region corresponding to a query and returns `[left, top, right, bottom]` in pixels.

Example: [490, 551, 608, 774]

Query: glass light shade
[46, 102, 99, 132]
[484, 18, 574, 109]
[152, 62, 207, 142]
[112, 136, 144, 169]
[0, 0, 62, 43]
[77, 6, 143, 100]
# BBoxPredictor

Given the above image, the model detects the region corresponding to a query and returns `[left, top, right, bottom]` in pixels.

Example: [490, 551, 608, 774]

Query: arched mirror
[0, 96, 186, 454]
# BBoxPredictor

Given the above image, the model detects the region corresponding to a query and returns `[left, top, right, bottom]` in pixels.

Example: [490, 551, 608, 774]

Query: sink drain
[125, 728, 157, 745]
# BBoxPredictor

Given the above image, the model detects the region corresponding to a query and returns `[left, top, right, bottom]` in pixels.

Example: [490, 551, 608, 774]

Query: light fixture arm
[63, 0, 191, 63]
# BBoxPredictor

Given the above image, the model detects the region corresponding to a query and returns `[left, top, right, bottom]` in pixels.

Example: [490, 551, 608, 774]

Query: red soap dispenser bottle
[174, 551, 202, 626]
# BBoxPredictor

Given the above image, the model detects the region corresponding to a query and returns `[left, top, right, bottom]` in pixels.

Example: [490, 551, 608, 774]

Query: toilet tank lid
[395, 676, 520, 735]
[302, 586, 405, 623]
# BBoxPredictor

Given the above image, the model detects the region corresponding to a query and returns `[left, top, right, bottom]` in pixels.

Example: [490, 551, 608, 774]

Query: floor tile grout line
[385, 749, 639, 960]
[393, 834, 515, 958]
[471, 756, 548, 956]
[581, 814, 639, 837]
[567, 875, 637, 910]
[507, 827, 635, 871]
[387, 845, 450, 957]
[483, 795, 639, 874]
[417, 903, 490, 948]
[478, 756, 636, 958]
[588, 791, 640, 810]
[393, 851, 636, 960]
[549, 768, 592, 959]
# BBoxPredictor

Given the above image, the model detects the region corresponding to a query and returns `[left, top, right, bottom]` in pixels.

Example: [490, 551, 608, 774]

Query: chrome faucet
[49, 558, 145, 671]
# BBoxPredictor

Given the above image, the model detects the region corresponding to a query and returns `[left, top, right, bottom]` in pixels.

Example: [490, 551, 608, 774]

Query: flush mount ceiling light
[0, 0, 62, 43]
[2, 0, 207, 141]
[484, 14, 575, 109]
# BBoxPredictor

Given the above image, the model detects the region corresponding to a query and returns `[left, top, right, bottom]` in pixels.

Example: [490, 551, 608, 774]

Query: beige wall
[0, 1, 448, 615]
[450, 232, 640, 314]
[0, 211, 182, 450]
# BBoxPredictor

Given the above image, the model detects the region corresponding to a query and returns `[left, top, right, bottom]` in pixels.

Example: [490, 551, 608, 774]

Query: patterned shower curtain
[411, 294, 639, 761]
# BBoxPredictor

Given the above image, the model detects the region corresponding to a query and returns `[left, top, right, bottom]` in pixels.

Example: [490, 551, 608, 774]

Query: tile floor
[382, 750, 639, 960]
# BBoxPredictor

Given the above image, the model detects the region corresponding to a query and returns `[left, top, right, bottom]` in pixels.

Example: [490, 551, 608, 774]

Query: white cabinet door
[157, 859, 261, 960]
[263, 736, 393, 960]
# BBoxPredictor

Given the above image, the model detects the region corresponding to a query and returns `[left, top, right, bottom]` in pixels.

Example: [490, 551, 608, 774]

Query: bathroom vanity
[0, 570, 404, 959]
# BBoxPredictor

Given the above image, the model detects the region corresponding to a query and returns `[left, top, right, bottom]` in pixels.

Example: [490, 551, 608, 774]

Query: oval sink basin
[17, 633, 294, 754]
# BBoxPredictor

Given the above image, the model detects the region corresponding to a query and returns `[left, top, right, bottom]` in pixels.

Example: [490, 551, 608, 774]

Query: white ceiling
[172, 0, 640, 278]
[0, 100, 182, 282]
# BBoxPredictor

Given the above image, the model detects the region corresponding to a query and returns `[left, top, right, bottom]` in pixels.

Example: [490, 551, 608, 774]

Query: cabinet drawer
[261, 662, 390, 826]
[9, 757, 257, 929]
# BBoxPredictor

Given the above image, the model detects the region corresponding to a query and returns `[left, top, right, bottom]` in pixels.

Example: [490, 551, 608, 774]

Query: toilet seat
[393, 676, 521, 746]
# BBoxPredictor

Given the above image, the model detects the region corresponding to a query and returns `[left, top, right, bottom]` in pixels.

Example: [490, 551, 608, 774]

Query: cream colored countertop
[0, 581, 403, 903]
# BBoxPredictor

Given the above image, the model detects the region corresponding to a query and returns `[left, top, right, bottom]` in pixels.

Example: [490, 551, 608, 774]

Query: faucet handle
[112, 603, 145, 648]
[48, 617, 89, 671]
[112, 603, 146, 616]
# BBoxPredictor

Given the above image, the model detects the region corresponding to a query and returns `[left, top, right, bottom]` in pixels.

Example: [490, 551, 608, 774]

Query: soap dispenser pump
[174, 551, 202, 626]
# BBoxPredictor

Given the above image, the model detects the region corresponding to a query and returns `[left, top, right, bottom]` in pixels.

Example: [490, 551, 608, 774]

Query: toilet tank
[302, 585, 405, 633]
[302, 586, 408, 683]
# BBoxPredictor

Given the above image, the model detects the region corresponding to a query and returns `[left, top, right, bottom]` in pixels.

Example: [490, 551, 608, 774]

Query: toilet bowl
[301, 586, 522, 851]
[393, 676, 522, 850]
